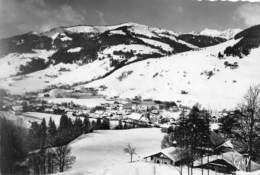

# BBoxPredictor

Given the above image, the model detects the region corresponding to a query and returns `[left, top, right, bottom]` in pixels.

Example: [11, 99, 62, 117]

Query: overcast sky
[0, 0, 260, 38]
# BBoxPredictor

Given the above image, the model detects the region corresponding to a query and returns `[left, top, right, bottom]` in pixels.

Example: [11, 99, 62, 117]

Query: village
[2, 87, 260, 175]
[0, 88, 183, 130]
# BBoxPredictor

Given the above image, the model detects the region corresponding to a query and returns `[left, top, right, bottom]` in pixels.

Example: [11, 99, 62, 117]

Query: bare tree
[54, 145, 76, 172]
[123, 144, 136, 163]
[237, 85, 260, 172]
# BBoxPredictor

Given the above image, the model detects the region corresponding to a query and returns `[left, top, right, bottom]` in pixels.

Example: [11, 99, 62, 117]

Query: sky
[0, 0, 260, 38]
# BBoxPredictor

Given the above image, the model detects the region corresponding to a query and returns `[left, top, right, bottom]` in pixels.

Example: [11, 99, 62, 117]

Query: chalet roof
[127, 113, 143, 120]
[194, 151, 260, 172]
[144, 147, 184, 162]
[160, 110, 181, 120]
[215, 140, 234, 150]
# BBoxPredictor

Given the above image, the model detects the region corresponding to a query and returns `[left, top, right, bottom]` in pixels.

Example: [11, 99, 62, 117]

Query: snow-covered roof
[160, 110, 181, 120]
[126, 113, 143, 120]
[194, 151, 260, 172]
[144, 147, 184, 162]
[215, 140, 234, 150]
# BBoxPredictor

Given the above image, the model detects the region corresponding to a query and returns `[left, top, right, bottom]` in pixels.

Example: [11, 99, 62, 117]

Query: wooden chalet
[143, 147, 186, 166]
[193, 151, 260, 174]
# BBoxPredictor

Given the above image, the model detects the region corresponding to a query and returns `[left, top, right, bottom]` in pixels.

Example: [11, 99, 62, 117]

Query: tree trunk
[201, 156, 203, 175]
[248, 110, 254, 172]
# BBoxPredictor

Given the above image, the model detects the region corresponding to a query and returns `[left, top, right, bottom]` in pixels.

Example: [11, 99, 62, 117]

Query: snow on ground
[0, 56, 112, 94]
[45, 97, 113, 108]
[101, 44, 161, 56]
[66, 26, 101, 34]
[200, 28, 241, 39]
[85, 38, 260, 110]
[53, 59, 112, 85]
[67, 47, 82, 53]
[237, 170, 260, 175]
[65, 128, 164, 173]
[127, 24, 159, 38]
[22, 112, 61, 126]
[140, 38, 173, 52]
[108, 30, 126, 35]
[0, 63, 78, 94]
[56, 162, 229, 175]
[56, 162, 180, 175]
[0, 49, 56, 79]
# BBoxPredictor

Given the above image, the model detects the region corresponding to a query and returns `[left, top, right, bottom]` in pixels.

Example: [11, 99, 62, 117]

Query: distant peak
[199, 28, 241, 39]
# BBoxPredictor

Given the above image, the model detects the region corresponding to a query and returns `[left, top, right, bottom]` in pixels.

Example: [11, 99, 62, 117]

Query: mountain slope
[1, 23, 259, 111]
[200, 28, 241, 40]
[0, 22, 225, 94]
[223, 25, 260, 58]
[81, 37, 260, 110]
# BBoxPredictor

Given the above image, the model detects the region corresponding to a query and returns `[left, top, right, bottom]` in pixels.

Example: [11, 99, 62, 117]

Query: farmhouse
[143, 147, 184, 165]
[193, 151, 260, 174]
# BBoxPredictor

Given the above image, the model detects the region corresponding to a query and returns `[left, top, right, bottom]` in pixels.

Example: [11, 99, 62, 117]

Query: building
[143, 147, 184, 165]
[193, 151, 260, 174]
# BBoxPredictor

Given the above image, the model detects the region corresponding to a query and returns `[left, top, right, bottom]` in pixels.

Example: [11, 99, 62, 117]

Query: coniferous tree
[28, 122, 41, 150]
[116, 120, 123, 129]
[73, 117, 83, 137]
[40, 118, 47, 148]
[83, 117, 91, 133]
[47, 118, 57, 146]
[59, 114, 69, 132]
[56, 114, 72, 145]
[101, 118, 110, 129]
[123, 122, 128, 129]
[0, 118, 28, 175]
[91, 120, 96, 131]
[169, 105, 211, 175]
[96, 118, 102, 129]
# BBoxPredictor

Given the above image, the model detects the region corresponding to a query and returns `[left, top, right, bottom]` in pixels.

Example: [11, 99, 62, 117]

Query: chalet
[214, 140, 234, 154]
[193, 151, 260, 174]
[143, 147, 185, 165]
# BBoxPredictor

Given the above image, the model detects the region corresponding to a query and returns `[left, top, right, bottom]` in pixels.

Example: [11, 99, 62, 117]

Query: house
[143, 147, 185, 165]
[214, 140, 234, 154]
[193, 151, 260, 174]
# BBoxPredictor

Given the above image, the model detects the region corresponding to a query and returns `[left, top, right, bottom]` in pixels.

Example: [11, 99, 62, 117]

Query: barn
[143, 147, 184, 165]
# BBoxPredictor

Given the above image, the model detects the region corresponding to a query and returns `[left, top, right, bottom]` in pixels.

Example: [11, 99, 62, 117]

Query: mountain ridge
[0, 23, 260, 110]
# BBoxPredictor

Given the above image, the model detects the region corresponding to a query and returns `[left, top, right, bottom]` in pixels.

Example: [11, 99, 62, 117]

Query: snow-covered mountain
[0, 23, 260, 110]
[199, 28, 242, 40]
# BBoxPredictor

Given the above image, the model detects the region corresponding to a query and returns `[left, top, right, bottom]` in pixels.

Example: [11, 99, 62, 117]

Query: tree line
[0, 114, 104, 175]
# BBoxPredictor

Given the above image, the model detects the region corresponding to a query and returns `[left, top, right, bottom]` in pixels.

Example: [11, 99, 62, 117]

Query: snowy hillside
[82, 38, 260, 110]
[0, 22, 225, 94]
[0, 22, 205, 93]
[65, 128, 163, 173]
[200, 28, 241, 40]
[0, 23, 259, 110]
[54, 128, 228, 175]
